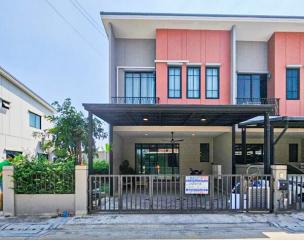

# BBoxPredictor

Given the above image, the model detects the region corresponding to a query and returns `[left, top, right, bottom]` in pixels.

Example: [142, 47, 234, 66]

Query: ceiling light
[200, 118, 206, 122]
[143, 118, 148, 121]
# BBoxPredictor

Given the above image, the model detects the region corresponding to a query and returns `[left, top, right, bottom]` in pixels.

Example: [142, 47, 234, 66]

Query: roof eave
[0, 66, 56, 113]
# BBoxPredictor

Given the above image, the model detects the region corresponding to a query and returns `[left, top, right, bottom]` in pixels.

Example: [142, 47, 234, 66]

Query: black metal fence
[277, 174, 304, 211]
[89, 174, 272, 213]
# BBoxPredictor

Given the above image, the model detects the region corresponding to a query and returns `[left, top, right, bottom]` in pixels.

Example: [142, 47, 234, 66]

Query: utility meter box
[278, 180, 289, 191]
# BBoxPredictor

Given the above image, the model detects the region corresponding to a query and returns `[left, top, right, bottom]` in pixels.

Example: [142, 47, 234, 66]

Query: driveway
[0, 213, 304, 239]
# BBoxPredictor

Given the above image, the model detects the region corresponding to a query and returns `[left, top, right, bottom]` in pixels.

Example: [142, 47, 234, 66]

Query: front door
[237, 74, 267, 104]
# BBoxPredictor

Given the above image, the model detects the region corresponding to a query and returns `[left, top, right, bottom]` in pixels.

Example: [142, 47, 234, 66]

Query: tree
[37, 98, 107, 165]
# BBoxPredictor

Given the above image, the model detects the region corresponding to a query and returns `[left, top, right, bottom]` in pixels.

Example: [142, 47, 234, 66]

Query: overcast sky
[1, 0, 304, 145]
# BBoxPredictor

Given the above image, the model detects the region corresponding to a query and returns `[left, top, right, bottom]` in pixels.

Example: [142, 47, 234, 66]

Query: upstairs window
[168, 66, 181, 98]
[125, 72, 155, 103]
[286, 68, 300, 100]
[187, 67, 200, 99]
[29, 112, 41, 129]
[206, 67, 219, 99]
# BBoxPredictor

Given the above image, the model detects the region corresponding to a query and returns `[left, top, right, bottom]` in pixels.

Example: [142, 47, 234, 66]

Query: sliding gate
[89, 174, 272, 213]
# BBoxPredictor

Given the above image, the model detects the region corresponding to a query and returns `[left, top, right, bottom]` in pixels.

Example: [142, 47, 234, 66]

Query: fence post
[271, 165, 287, 212]
[75, 165, 88, 216]
[3, 166, 15, 216]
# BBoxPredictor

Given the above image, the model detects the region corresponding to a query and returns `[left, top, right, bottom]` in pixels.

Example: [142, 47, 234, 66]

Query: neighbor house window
[187, 67, 200, 98]
[200, 143, 209, 162]
[286, 68, 300, 100]
[235, 144, 264, 164]
[29, 112, 41, 129]
[206, 67, 219, 99]
[168, 66, 181, 98]
[289, 144, 298, 162]
[6, 150, 22, 159]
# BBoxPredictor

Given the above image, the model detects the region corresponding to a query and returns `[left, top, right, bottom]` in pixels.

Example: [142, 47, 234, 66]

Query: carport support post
[88, 111, 93, 174]
[264, 112, 271, 174]
[241, 127, 247, 164]
[232, 125, 236, 174]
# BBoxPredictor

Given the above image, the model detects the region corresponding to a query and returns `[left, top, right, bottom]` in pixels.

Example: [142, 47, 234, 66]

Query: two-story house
[0, 66, 55, 160]
[84, 12, 304, 175]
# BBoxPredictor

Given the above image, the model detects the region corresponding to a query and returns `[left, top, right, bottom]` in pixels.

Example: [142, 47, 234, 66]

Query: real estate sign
[185, 176, 209, 194]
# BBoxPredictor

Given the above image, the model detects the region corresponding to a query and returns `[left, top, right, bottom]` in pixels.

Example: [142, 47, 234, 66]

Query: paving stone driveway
[1, 213, 304, 239]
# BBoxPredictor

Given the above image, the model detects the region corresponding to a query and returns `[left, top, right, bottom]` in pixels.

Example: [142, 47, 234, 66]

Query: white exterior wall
[213, 133, 232, 174]
[236, 41, 268, 73]
[0, 74, 54, 160]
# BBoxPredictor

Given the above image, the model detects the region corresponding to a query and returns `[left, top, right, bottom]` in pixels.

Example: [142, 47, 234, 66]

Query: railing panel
[236, 98, 280, 115]
[278, 174, 304, 211]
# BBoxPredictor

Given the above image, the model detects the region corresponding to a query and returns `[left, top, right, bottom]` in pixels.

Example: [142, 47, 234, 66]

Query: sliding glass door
[135, 144, 179, 175]
[125, 72, 155, 103]
[237, 74, 267, 104]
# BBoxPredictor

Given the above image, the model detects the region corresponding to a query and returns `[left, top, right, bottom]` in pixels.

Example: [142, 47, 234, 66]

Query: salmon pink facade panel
[268, 32, 304, 116]
[156, 29, 231, 104]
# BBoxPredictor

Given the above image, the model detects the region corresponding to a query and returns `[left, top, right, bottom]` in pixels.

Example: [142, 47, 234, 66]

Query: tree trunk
[76, 140, 82, 165]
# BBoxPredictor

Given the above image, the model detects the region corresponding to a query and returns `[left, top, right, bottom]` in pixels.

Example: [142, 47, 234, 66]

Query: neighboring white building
[0, 66, 55, 160]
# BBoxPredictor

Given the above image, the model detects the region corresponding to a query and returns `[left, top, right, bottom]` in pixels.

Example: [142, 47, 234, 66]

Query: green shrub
[12, 155, 75, 194]
[93, 159, 109, 174]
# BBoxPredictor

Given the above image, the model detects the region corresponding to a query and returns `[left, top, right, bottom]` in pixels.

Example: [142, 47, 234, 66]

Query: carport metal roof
[83, 104, 275, 126]
[239, 116, 304, 128]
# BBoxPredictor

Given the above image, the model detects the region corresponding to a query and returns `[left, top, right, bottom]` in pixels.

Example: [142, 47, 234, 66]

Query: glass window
[289, 144, 298, 162]
[237, 74, 267, 104]
[206, 67, 219, 99]
[29, 112, 41, 129]
[286, 68, 300, 100]
[200, 143, 209, 162]
[125, 72, 155, 103]
[168, 67, 181, 98]
[135, 143, 179, 174]
[187, 67, 200, 98]
[6, 150, 22, 159]
[235, 144, 264, 164]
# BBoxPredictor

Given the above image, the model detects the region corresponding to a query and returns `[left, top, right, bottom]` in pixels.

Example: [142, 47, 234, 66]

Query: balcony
[111, 97, 160, 104]
[236, 98, 280, 115]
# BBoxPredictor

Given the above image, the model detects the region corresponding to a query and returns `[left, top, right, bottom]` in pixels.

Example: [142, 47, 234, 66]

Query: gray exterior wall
[114, 39, 156, 97]
[236, 41, 268, 73]
[108, 24, 116, 101]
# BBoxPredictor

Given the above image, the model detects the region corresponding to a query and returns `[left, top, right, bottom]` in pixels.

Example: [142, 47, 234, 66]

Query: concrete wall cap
[271, 165, 287, 170]
[75, 165, 88, 170]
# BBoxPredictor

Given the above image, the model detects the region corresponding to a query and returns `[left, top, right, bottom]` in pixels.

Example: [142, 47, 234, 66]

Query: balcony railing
[236, 98, 280, 115]
[111, 97, 160, 104]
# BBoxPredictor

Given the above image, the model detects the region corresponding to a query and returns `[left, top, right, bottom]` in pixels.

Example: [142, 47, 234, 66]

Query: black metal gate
[278, 174, 304, 211]
[88, 174, 272, 213]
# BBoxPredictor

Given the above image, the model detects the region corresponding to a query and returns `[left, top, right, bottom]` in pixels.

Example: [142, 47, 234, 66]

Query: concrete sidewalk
[0, 213, 304, 239]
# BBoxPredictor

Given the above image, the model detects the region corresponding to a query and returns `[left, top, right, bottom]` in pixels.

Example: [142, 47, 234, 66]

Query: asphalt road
[1, 213, 304, 239]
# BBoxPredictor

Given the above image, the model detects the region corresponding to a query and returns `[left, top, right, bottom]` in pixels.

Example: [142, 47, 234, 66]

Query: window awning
[83, 104, 274, 126]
